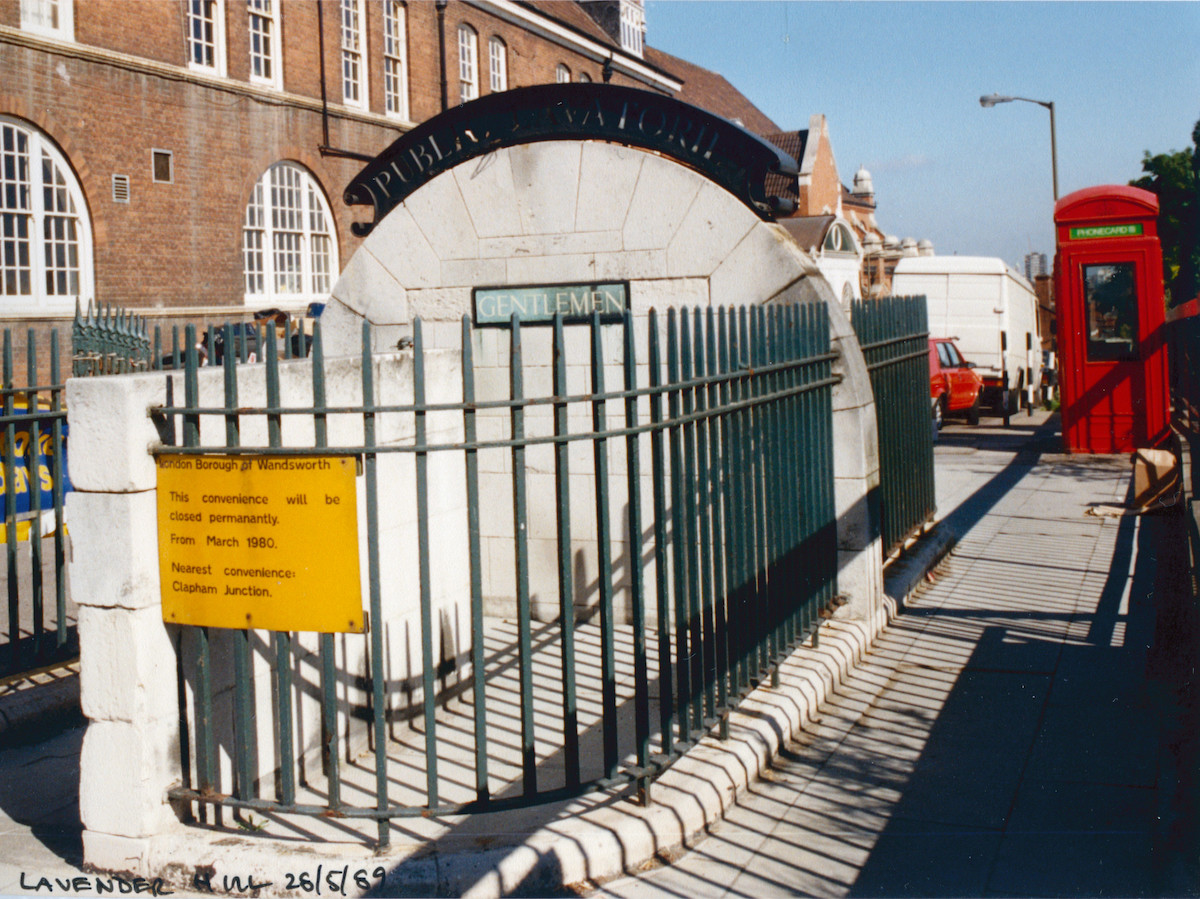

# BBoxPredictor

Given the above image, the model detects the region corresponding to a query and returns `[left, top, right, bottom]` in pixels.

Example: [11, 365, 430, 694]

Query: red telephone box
[1054, 185, 1169, 453]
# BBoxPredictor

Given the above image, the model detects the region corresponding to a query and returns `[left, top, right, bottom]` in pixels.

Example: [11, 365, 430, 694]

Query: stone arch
[327, 137, 881, 618]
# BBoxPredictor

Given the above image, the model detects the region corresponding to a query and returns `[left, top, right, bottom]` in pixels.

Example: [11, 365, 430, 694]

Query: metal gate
[157, 302, 840, 847]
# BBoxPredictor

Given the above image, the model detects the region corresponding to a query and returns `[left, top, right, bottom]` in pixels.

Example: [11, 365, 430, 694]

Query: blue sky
[645, 1, 1200, 271]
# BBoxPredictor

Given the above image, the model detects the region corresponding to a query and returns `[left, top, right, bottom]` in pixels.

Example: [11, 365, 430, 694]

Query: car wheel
[933, 396, 945, 430]
[967, 394, 981, 425]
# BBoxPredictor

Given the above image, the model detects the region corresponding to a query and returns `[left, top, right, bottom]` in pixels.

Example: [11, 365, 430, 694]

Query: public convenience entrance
[1054, 185, 1169, 453]
[146, 83, 863, 849]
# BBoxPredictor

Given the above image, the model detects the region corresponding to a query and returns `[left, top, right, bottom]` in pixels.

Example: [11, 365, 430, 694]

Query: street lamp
[980, 93, 1059, 201]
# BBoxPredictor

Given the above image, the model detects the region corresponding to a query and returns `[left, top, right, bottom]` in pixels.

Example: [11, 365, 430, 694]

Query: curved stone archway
[326, 136, 881, 620]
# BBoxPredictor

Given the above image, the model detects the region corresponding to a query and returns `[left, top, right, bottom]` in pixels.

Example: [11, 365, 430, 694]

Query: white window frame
[383, 1, 409, 120]
[247, 0, 282, 90]
[187, 0, 227, 75]
[20, 0, 73, 40]
[0, 116, 93, 315]
[340, 0, 368, 108]
[457, 24, 478, 102]
[488, 36, 507, 93]
[555, 63, 570, 84]
[242, 162, 338, 309]
[619, 0, 644, 57]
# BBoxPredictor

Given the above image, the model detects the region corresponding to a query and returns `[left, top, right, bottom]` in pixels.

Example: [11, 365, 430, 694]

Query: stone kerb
[67, 349, 470, 874]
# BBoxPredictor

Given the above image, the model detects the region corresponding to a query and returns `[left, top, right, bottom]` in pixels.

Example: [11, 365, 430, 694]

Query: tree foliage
[1130, 117, 1200, 306]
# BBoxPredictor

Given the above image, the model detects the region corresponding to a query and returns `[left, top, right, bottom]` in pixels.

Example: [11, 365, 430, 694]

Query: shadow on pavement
[0, 723, 84, 870]
[847, 482, 1200, 896]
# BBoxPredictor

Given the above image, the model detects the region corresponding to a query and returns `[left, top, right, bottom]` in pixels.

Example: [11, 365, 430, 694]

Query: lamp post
[981, 93, 1059, 421]
[980, 93, 1058, 201]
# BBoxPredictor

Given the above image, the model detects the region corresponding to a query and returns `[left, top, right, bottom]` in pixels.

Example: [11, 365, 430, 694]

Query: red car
[930, 337, 983, 428]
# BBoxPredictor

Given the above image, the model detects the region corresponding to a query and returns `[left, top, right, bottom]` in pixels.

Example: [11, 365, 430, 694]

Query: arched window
[555, 63, 570, 83]
[488, 36, 507, 92]
[0, 116, 92, 312]
[242, 162, 337, 307]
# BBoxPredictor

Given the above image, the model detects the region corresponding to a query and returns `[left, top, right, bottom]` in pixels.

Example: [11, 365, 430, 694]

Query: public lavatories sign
[473, 282, 628, 326]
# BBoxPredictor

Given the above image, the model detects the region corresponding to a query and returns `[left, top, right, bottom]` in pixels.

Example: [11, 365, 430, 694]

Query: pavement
[586, 410, 1200, 898]
[1, 409, 1197, 897]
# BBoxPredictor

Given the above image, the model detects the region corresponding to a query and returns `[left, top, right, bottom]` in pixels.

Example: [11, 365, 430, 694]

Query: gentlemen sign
[345, 83, 798, 236]
[474, 282, 628, 326]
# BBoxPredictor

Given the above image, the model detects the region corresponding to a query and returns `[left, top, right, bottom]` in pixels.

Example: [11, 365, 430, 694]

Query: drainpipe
[436, 1, 449, 111]
[316, 0, 377, 163]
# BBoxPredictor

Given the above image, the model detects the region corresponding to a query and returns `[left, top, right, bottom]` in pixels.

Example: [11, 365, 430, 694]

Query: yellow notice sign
[156, 455, 363, 633]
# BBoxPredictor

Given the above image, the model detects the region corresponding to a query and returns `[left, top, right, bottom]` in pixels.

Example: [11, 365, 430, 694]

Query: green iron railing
[0, 305, 313, 681]
[155, 302, 841, 846]
[852, 295, 937, 556]
[72, 300, 153, 376]
[0, 330, 72, 678]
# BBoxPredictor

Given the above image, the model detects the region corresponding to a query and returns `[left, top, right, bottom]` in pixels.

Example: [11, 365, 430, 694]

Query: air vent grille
[112, 174, 130, 203]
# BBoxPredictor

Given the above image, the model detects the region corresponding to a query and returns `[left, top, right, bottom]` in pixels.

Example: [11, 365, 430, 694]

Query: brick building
[0, 0, 680, 355]
[1, 0, 922, 365]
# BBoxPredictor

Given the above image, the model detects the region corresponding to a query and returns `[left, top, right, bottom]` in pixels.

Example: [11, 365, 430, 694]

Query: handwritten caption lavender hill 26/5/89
[17, 865, 388, 896]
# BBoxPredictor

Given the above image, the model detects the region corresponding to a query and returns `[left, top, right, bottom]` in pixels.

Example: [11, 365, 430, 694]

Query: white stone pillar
[66, 372, 183, 873]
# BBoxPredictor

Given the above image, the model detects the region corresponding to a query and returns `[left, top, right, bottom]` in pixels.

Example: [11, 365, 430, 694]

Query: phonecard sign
[156, 455, 363, 633]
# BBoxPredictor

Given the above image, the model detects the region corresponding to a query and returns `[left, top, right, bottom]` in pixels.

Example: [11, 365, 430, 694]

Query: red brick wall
[0, 0, 674, 329]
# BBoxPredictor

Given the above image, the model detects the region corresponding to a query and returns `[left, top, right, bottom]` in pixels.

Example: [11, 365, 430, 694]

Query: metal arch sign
[344, 83, 799, 237]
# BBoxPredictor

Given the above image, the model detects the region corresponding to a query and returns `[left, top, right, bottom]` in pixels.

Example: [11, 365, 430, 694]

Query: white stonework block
[331, 248, 410, 326]
[506, 253, 598, 284]
[454, 151, 521, 239]
[629, 277, 709, 315]
[591, 249, 668, 280]
[421, 321, 467, 358]
[478, 231, 623, 259]
[478, 473, 515, 538]
[78, 604, 177, 724]
[441, 257, 507, 288]
[81, 831, 156, 879]
[482, 534, 516, 602]
[510, 142, 582, 235]
[834, 475, 875, 551]
[409, 287, 473, 323]
[66, 373, 165, 493]
[404, 175, 479, 260]
[838, 541, 883, 621]
[358, 204, 441, 289]
[667, 182, 758, 278]
[315, 297, 366, 358]
[831, 400, 878, 482]
[472, 326, 503, 367]
[80, 718, 180, 838]
[67, 490, 160, 611]
[623, 154, 703, 252]
[577, 140, 644, 233]
[710, 225, 817, 306]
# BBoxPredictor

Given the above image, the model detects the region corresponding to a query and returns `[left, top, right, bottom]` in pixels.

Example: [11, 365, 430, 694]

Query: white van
[892, 256, 1041, 414]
